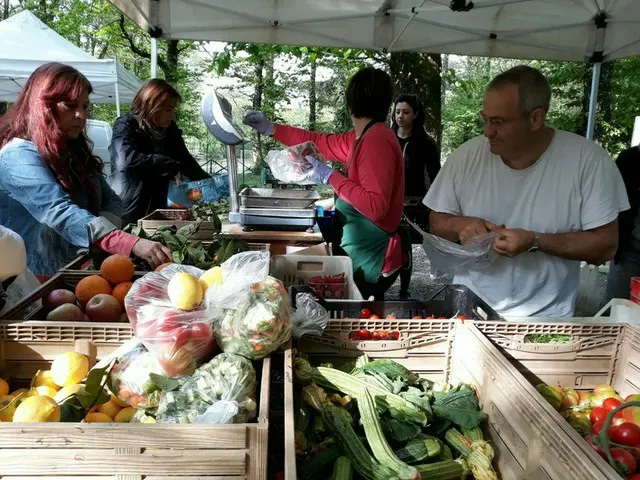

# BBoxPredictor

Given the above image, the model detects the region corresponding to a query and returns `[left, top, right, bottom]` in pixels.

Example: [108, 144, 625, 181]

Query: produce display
[43, 253, 134, 322]
[308, 273, 346, 300]
[537, 382, 640, 478]
[293, 355, 498, 480]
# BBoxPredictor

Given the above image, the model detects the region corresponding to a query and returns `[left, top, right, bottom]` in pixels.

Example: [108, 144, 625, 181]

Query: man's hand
[459, 218, 500, 245]
[493, 228, 535, 257]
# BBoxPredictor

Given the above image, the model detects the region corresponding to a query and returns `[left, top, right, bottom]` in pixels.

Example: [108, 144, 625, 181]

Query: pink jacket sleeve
[273, 125, 356, 164]
[95, 230, 140, 257]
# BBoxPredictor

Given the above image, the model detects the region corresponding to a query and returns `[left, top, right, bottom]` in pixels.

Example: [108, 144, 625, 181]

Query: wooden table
[220, 223, 324, 255]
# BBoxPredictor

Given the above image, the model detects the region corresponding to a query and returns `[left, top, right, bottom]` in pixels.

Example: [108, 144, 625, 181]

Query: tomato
[349, 330, 371, 340]
[612, 423, 640, 446]
[189, 322, 212, 341]
[591, 421, 616, 437]
[369, 315, 380, 319]
[386, 314, 397, 320]
[590, 407, 609, 424]
[611, 447, 637, 475]
[632, 443, 640, 459]
[626, 474, 640, 480]
[412, 315, 423, 319]
[584, 435, 606, 458]
[359, 308, 372, 319]
[604, 397, 623, 412]
[390, 331, 400, 340]
[458, 315, 467, 321]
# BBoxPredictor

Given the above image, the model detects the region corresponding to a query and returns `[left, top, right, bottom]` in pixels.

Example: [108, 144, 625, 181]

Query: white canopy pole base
[586, 62, 602, 140]
[150, 37, 158, 78]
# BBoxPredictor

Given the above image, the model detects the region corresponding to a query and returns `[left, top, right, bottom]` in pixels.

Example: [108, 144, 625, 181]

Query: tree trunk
[577, 63, 591, 137]
[595, 61, 613, 141]
[308, 57, 317, 130]
[389, 52, 443, 151]
[251, 58, 265, 167]
[164, 40, 180, 84]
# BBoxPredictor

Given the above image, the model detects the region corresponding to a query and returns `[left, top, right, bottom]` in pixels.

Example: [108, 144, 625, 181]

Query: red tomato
[591, 421, 616, 437]
[412, 315, 423, 319]
[458, 315, 467, 321]
[369, 315, 380, 319]
[590, 407, 609, 424]
[612, 423, 640, 446]
[584, 435, 606, 458]
[386, 314, 397, 320]
[611, 447, 637, 474]
[189, 322, 212, 341]
[390, 331, 400, 340]
[604, 397, 623, 412]
[633, 443, 640, 459]
[626, 474, 640, 480]
[359, 308, 372, 319]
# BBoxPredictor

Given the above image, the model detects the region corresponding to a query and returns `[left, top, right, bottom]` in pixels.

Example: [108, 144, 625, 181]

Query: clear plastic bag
[124, 264, 216, 377]
[291, 293, 328, 338]
[95, 339, 164, 409]
[156, 352, 257, 424]
[205, 251, 292, 359]
[265, 141, 321, 185]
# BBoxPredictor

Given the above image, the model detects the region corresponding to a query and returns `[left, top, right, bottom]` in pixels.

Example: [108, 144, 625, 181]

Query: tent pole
[586, 62, 602, 140]
[114, 81, 121, 117]
[150, 37, 158, 78]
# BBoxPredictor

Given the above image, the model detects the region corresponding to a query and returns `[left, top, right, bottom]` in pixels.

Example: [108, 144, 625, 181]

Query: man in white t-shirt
[424, 65, 629, 317]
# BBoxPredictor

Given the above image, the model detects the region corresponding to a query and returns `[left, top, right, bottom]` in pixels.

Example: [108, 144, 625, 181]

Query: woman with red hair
[0, 62, 172, 276]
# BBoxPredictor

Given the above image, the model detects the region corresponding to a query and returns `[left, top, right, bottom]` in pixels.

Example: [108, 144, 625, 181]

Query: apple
[44, 289, 77, 311]
[85, 294, 122, 322]
[594, 384, 616, 396]
[119, 313, 129, 323]
[46, 303, 85, 322]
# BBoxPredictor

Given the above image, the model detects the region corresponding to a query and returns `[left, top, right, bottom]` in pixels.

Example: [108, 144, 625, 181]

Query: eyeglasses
[479, 108, 541, 129]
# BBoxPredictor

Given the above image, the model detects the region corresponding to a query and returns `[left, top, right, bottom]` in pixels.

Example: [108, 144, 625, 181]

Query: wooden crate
[138, 209, 217, 240]
[0, 321, 271, 479]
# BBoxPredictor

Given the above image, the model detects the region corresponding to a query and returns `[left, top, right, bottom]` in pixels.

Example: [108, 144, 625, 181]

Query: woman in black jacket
[109, 79, 210, 225]
[392, 94, 441, 298]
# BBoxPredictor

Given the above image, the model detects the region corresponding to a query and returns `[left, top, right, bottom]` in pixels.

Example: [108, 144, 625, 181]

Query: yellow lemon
[33, 386, 58, 398]
[32, 370, 60, 391]
[13, 395, 60, 422]
[199, 266, 223, 292]
[97, 400, 121, 420]
[167, 272, 203, 310]
[84, 412, 112, 423]
[51, 352, 89, 387]
[10, 388, 29, 398]
[0, 395, 18, 421]
[0, 378, 9, 397]
[54, 384, 85, 403]
[114, 407, 136, 423]
[109, 392, 129, 409]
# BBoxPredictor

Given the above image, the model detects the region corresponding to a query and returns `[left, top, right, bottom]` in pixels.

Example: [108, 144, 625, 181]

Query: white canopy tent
[0, 10, 143, 115]
[108, 0, 640, 139]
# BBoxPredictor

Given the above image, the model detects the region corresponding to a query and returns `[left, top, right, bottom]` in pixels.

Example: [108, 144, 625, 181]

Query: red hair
[0, 63, 102, 210]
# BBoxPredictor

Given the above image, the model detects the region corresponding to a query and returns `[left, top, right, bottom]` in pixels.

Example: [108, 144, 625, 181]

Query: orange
[155, 263, 173, 272]
[112, 282, 133, 308]
[101, 254, 135, 284]
[75, 275, 112, 307]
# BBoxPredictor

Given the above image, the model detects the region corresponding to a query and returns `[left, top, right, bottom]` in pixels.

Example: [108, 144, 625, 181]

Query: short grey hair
[488, 65, 551, 113]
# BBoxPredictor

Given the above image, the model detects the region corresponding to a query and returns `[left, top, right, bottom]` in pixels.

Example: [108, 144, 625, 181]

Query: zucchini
[321, 404, 399, 480]
[300, 442, 341, 480]
[358, 387, 419, 480]
[395, 434, 443, 464]
[415, 459, 467, 479]
[331, 456, 353, 480]
[439, 444, 453, 461]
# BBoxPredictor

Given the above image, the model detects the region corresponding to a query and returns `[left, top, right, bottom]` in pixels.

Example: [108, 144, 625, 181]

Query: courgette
[331, 456, 353, 480]
[394, 434, 443, 464]
[358, 387, 419, 480]
[300, 442, 342, 480]
[415, 459, 468, 479]
[321, 404, 399, 480]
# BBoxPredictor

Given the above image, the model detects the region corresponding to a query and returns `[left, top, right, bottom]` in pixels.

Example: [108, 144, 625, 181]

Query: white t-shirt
[424, 130, 630, 317]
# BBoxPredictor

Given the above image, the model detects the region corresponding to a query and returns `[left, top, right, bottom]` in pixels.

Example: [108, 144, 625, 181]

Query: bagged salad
[205, 251, 291, 360]
[124, 264, 216, 377]
[156, 352, 257, 424]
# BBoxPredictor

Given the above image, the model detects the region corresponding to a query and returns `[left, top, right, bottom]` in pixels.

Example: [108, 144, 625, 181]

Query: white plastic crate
[269, 255, 363, 300]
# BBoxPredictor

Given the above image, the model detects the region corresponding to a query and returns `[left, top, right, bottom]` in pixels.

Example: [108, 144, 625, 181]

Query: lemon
[167, 272, 203, 310]
[114, 407, 136, 423]
[51, 352, 89, 387]
[0, 395, 17, 421]
[13, 395, 60, 422]
[32, 370, 60, 391]
[54, 384, 85, 403]
[0, 378, 9, 397]
[199, 266, 223, 292]
[10, 388, 29, 398]
[109, 392, 129, 409]
[98, 400, 121, 420]
[84, 412, 112, 423]
[33, 386, 58, 398]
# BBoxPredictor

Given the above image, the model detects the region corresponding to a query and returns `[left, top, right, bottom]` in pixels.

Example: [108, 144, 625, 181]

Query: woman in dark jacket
[392, 94, 441, 298]
[109, 79, 210, 225]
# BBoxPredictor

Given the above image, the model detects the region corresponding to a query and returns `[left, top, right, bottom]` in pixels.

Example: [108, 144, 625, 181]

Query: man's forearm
[539, 229, 617, 265]
[429, 212, 485, 243]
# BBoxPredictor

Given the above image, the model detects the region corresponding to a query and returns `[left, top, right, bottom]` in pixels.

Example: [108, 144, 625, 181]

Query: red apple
[44, 289, 77, 311]
[85, 294, 122, 322]
[46, 303, 85, 322]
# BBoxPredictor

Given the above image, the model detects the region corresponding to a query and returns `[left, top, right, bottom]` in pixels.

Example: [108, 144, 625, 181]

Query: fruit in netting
[46, 303, 85, 322]
[13, 396, 60, 422]
[51, 352, 89, 387]
[75, 275, 112, 307]
[167, 273, 203, 311]
[112, 282, 134, 308]
[101, 254, 135, 284]
[85, 294, 122, 322]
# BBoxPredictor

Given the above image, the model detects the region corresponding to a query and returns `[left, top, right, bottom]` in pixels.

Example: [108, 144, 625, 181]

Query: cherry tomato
[372, 330, 390, 340]
[369, 315, 380, 319]
[612, 423, 640, 446]
[412, 315, 423, 319]
[591, 421, 615, 437]
[425, 315, 434, 319]
[390, 331, 400, 340]
[626, 474, 640, 480]
[360, 308, 372, 319]
[611, 447, 637, 475]
[590, 407, 609, 424]
[458, 315, 467, 321]
[584, 435, 606, 458]
[604, 397, 623, 412]
[349, 330, 371, 340]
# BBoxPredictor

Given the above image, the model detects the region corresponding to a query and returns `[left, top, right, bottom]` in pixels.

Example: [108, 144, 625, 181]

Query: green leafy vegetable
[432, 385, 487, 429]
[524, 334, 572, 344]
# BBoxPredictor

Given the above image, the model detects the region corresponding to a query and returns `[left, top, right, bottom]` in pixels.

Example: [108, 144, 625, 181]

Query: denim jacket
[0, 138, 122, 276]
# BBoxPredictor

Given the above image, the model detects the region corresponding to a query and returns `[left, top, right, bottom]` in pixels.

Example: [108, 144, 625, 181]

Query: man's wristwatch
[528, 232, 540, 253]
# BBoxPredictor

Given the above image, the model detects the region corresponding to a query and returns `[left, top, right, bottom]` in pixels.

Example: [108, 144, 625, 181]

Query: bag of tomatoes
[124, 264, 216, 377]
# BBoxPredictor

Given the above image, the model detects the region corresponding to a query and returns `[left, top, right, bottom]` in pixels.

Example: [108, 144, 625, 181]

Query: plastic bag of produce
[124, 264, 216, 377]
[265, 141, 322, 185]
[94, 339, 164, 409]
[156, 352, 257, 424]
[291, 293, 328, 338]
[205, 251, 291, 359]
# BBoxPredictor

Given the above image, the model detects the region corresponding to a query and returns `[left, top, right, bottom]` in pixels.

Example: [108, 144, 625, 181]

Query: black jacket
[614, 146, 640, 261]
[108, 113, 209, 225]
[396, 131, 441, 197]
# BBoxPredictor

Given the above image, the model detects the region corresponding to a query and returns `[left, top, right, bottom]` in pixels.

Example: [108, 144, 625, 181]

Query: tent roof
[0, 10, 142, 104]
[109, 0, 640, 63]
